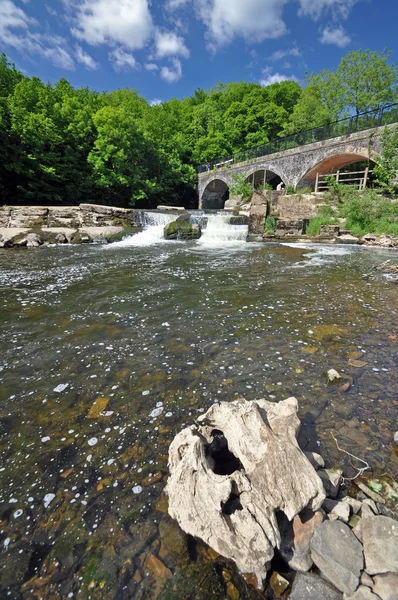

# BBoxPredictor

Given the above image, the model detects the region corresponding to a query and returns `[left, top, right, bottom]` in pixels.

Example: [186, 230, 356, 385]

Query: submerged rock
[289, 572, 343, 600]
[166, 397, 325, 581]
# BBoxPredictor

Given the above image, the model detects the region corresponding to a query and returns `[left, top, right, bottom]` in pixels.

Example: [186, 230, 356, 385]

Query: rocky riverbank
[166, 397, 398, 599]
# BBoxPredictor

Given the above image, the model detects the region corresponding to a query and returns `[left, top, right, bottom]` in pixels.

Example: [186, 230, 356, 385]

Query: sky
[0, 0, 397, 104]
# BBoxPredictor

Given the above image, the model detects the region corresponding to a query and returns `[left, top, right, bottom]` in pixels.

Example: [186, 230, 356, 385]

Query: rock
[325, 369, 344, 385]
[229, 215, 249, 225]
[362, 516, 398, 575]
[343, 585, 382, 599]
[158, 515, 188, 563]
[26, 233, 43, 248]
[279, 508, 324, 572]
[361, 504, 375, 520]
[324, 498, 339, 512]
[47, 206, 80, 228]
[145, 554, 172, 579]
[248, 191, 268, 235]
[352, 518, 363, 543]
[356, 482, 385, 505]
[289, 572, 343, 600]
[343, 497, 363, 515]
[337, 234, 361, 245]
[166, 397, 325, 581]
[275, 218, 308, 236]
[372, 573, 398, 600]
[330, 502, 351, 523]
[318, 469, 343, 499]
[71, 230, 92, 244]
[304, 451, 325, 470]
[349, 515, 361, 529]
[175, 211, 191, 223]
[362, 233, 377, 243]
[310, 520, 364, 594]
[320, 225, 340, 237]
[362, 499, 378, 514]
[9, 206, 48, 228]
[164, 221, 201, 240]
[394, 432, 398, 444]
[360, 573, 374, 588]
[269, 572, 289, 597]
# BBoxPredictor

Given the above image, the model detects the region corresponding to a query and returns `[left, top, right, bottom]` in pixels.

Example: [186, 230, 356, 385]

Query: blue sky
[0, 0, 396, 104]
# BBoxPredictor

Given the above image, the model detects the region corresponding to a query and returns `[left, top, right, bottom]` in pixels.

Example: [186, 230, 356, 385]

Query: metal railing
[196, 103, 398, 174]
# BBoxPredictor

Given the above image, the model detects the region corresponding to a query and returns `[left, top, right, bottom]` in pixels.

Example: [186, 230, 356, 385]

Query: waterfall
[198, 213, 248, 245]
[109, 212, 176, 247]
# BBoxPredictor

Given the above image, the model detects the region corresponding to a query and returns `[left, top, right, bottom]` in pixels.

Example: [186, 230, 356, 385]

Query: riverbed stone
[318, 468, 343, 498]
[343, 585, 382, 599]
[279, 508, 324, 572]
[330, 501, 351, 523]
[362, 516, 398, 575]
[310, 520, 364, 594]
[289, 572, 343, 600]
[248, 191, 267, 235]
[372, 573, 398, 600]
[166, 397, 325, 581]
[26, 233, 43, 247]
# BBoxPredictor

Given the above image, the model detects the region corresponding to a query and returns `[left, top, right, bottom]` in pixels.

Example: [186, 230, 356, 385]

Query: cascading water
[109, 212, 176, 247]
[198, 212, 248, 245]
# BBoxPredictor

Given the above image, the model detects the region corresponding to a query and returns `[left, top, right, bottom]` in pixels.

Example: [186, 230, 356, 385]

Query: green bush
[229, 174, 253, 202]
[285, 185, 296, 194]
[340, 189, 398, 236]
[306, 217, 334, 236]
[264, 217, 276, 234]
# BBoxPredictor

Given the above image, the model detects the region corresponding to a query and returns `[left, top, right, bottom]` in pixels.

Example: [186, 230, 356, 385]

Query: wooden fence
[315, 168, 371, 192]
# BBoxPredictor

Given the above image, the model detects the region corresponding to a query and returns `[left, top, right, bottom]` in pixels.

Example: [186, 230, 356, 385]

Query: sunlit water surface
[0, 240, 397, 599]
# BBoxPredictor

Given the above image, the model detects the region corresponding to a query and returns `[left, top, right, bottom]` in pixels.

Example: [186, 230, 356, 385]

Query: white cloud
[149, 98, 162, 106]
[260, 66, 298, 87]
[75, 44, 99, 70]
[160, 57, 182, 83]
[269, 45, 301, 61]
[145, 62, 159, 71]
[195, 0, 289, 51]
[319, 25, 351, 47]
[109, 48, 138, 71]
[154, 29, 189, 59]
[298, 0, 360, 20]
[70, 0, 153, 50]
[0, 0, 75, 70]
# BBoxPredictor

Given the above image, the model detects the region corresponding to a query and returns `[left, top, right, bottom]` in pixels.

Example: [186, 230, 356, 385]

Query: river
[0, 223, 397, 598]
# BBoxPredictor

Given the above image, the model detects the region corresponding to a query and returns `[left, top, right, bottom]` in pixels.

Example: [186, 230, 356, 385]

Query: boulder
[26, 233, 43, 248]
[362, 516, 398, 575]
[164, 221, 201, 240]
[289, 572, 343, 600]
[372, 573, 398, 600]
[330, 501, 351, 523]
[279, 508, 324, 572]
[337, 234, 361, 245]
[310, 520, 364, 594]
[166, 397, 325, 581]
[304, 451, 325, 471]
[229, 215, 249, 225]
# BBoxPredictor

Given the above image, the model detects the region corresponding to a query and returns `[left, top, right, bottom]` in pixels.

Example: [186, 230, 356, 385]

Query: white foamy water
[283, 242, 355, 267]
[198, 214, 248, 246]
[108, 212, 176, 247]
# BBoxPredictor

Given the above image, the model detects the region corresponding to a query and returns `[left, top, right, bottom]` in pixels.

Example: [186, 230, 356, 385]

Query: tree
[337, 49, 397, 115]
[373, 126, 398, 193]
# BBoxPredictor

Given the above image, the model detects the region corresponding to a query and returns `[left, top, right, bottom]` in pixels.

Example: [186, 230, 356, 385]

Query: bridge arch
[244, 166, 286, 190]
[297, 147, 380, 189]
[201, 177, 230, 209]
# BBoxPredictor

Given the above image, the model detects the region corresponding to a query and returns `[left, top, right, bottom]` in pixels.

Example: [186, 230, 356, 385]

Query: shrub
[340, 189, 398, 236]
[264, 217, 276, 234]
[230, 174, 253, 202]
[285, 185, 296, 194]
[373, 126, 398, 194]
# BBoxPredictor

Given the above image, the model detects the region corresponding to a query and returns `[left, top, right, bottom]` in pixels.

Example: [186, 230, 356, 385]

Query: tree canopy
[0, 48, 397, 208]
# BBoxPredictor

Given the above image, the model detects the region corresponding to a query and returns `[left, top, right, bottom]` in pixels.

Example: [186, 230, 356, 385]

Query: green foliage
[285, 185, 296, 194]
[373, 126, 398, 194]
[229, 174, 253, 202]
[324, 177, 358, 204]
[264, 217, 276, 234]
[339, 189, 398, 236]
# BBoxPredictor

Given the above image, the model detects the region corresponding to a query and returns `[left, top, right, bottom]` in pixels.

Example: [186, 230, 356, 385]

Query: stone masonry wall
[0, 204, 132, 229]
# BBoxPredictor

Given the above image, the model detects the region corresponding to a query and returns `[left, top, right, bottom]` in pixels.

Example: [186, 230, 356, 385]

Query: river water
[0, 224, 397, 598]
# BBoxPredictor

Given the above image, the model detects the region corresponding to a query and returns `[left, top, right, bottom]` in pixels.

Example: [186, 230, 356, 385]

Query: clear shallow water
[0, 241, 397, 598]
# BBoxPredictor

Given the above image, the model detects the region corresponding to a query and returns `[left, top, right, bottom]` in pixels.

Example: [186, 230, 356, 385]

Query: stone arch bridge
[198, 125, 388, 209]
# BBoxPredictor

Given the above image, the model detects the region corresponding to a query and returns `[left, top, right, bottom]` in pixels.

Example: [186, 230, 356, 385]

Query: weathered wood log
[166, 397, 325, 582]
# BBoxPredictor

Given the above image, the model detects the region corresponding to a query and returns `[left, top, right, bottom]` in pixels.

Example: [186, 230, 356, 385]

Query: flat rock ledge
[166, 397, 325, 581]
[166, 397, 398, 598]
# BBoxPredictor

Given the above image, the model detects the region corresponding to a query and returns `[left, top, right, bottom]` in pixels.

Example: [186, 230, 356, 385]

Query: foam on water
[198, 214, 248, 247]
[108, 212, 176, 247]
